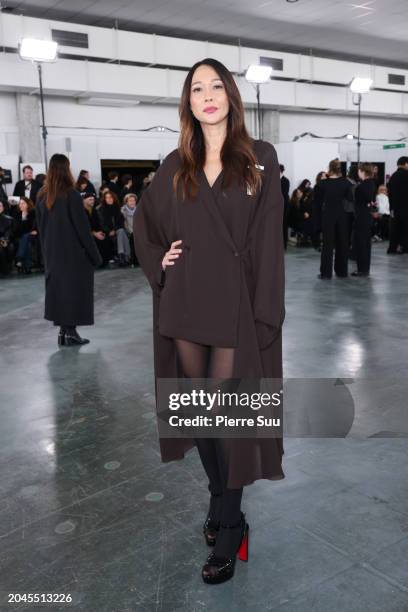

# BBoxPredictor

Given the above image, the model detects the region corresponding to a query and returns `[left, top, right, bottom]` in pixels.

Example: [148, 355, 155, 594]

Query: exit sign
[383, 143, 406, 150]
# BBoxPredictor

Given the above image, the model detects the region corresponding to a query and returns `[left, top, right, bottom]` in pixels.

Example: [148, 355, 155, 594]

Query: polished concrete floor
[1, 244, 408, 612]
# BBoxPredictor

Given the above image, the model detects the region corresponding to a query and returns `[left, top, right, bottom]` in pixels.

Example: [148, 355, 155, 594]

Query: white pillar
[263, 109, 280, 145]
[15, 93, 42, 163]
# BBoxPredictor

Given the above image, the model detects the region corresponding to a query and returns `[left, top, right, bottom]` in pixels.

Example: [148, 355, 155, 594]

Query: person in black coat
[13, 165, 42, 203]
[36, 154, 102, 347]
[0, 167, 9, 208]
[0, 201, 15, 274]
[279, 164, 290, 249]
[119, 174, 135, 203]
[82, 193, 109, 266]
[105, 170, 121, 198]
[77, 170, 97, 197]
[311, 171, 327, 251]
[351, 163, 377, 277]
[387, 156, 408, 254]
[319, 158, 354, 279]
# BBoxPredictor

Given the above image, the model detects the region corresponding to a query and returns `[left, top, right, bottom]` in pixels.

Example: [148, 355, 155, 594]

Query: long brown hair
[174, 58, 262, 200]
[19, 196, 35, 212]
[101, 190, 119, 206]
[39, 154, 75, 210]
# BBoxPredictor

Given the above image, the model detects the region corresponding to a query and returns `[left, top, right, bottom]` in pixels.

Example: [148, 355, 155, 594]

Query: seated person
[82, 193, 108, 267]
[121, 193, 138, 265]
[14, 197, 37, 273]
[95, 190, 131, 266]
[0, 201, 15, 275]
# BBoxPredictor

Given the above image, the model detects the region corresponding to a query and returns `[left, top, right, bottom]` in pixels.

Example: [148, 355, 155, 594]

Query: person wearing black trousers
[387, 156, 408, 254]
[280, 164, 290, 249]
[36, 154, 102, 347]
[311, 171, 327, 251]
[319, 159, 354, 279]
[352, 163, 377, 277]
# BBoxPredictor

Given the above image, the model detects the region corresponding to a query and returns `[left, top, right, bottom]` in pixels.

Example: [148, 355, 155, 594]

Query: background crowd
[1, 155, 407, 279]
[0, 166, 156, 275]
[280, 155, 408, 278]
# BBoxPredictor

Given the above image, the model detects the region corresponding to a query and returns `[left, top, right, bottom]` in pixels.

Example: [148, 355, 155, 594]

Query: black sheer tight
[174, 338, 243, 532]
[174, 338, 235, 379]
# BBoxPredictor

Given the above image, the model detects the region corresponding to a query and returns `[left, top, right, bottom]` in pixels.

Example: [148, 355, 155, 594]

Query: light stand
[245, 64, 273, 140]
[349, 77, 373, 165]
[18, 38, 58, 172]
[37, 63, 48, 171]
[351, 93, 362, 164]
[256, 83, 261, 140]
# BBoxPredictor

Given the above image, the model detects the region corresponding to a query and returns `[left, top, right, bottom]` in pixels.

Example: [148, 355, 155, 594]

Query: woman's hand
[94, 231, 105, 240]
[162, 239, 183, 271]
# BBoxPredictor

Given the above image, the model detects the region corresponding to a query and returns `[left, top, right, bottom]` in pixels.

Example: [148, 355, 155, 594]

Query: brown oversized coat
[133, 139, 285, 488]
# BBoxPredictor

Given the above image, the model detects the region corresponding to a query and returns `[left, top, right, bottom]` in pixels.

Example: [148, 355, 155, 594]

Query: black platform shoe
[202, 512, 249, 585]
[64, 331, 90, 346]
[203, 493, 222, 546]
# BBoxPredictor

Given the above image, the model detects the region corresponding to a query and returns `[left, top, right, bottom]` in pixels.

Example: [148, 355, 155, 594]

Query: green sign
[383, 143, 406, 150]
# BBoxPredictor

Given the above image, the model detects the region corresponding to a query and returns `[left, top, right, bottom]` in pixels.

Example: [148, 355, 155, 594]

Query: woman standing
[352, 163, 376, 277]
[133, 58, 285, 585]
[36, 154, 102, 346]
[311, 171, 327, 251]
[319, 159, 354, 279]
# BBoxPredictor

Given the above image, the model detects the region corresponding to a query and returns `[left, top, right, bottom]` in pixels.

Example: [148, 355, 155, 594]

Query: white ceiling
[3, 0, 408, 68]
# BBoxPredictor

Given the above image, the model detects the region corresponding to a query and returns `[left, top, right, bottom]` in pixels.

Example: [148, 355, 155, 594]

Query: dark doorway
[341, 161, 385, 185]
[100, 159, 161, 197]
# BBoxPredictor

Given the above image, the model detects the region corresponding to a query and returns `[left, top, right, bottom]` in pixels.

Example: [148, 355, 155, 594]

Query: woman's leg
[174, 340, 244, 553]
[174, 338, 209, 378]
[116, 228, 131, 261]
[174, 339, 224, 499]
[208, 347, 243, 536]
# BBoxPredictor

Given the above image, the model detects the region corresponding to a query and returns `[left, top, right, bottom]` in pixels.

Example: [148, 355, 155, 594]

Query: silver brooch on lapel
[246, 163, 264, 195]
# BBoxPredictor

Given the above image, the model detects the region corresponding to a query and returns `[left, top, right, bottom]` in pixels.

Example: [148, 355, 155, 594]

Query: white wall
[276, 141, 340, 190]
[1, 93, 407, 191]
[44, 98, 180, 186]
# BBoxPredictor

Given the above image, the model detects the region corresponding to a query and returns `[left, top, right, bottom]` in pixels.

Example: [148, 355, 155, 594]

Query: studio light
[349, 77, 373, 94]
[18, 38, 59, 171]
[349, 77, 373, 163]
[346, 134, 354, 140]
[245, 64, 273, 84]
[245, 65, 273, 140]
[19, 38, 58, 63]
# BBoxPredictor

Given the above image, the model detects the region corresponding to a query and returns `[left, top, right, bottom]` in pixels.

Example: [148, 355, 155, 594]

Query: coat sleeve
[68, 190, 102, 268]
[250, 143, 285, 350]
[132, 162, 173, 296]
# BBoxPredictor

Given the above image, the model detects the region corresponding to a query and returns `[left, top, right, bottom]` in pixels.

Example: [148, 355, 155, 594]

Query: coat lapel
[199, 169, 237, 251]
